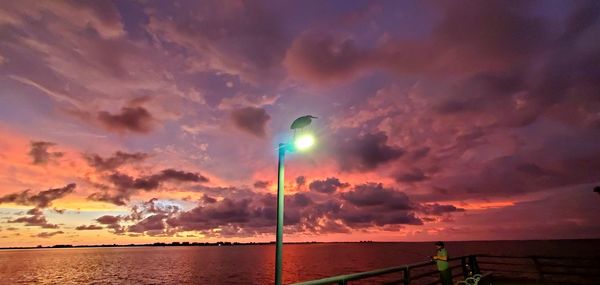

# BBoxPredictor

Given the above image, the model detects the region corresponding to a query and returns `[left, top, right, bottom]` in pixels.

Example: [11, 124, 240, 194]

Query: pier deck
[291, 254, 600, 285]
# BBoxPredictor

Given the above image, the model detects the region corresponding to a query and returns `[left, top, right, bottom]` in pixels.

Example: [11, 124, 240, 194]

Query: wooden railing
[291, 254, 600, 285]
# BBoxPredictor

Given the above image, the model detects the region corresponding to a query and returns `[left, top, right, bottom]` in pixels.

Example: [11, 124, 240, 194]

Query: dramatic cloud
[89, 169, 208, 205]
[309, 177, 349, 193]
[96, 215, 121, 225]
[419, 203, 465, 216]
[342, 183, 412, 209]
[396, 169, 428, 183]
[108, 169, 208, 190]
[9, 208, 59, 229]
[253, 180, 270, 189]
[128, 213, 171, 235]
[0, 0, 599, 243]
[202, 194, 217, 204]
[102, 183, 464, 237]
[334, 132, 404, 172]
[33, 231, 64, 238]
[230, 107, 270, 137]
[97, 106, 155, 133]
[85, 151, 149, 171]
[28, 141, 64, 165]
[295, 176, 306, 186]
[95, 215, 124, 234]
[284, 1, 550, 83]
[0, 183, 76, 208]
[75, 225, 103, 230]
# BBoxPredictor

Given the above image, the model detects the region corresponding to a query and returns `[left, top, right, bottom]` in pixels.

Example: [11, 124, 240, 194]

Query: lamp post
[275, 116, 317, 285]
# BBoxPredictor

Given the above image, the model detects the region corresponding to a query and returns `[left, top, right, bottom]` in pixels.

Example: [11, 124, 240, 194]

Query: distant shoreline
[1, 238, 598, 251]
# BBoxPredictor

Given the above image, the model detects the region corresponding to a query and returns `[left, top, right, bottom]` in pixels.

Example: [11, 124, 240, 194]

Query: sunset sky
[1, 0, 599, 247]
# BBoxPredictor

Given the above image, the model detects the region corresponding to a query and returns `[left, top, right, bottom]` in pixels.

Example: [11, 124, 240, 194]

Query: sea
[0, 239, 598, 284]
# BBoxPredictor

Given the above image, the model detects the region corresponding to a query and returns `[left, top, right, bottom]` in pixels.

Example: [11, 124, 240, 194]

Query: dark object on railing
[291, 254, 600, 285]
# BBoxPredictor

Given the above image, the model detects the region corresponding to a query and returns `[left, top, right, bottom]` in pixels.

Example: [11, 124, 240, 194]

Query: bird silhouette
[290, 115, 318, 130]
[594, 186, 600, 195]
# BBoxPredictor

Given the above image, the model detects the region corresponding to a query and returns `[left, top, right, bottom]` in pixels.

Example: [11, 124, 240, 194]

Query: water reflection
[0, 240, 597, 284]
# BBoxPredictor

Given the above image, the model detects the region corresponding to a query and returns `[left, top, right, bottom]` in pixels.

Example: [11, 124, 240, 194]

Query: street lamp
[275, 115, 317, 285]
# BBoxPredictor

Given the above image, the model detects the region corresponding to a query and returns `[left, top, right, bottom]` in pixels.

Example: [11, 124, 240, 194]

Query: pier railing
[291, 254, 600, 285]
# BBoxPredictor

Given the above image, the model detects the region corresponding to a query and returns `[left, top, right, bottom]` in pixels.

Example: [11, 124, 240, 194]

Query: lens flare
[294, 134, 315, 151]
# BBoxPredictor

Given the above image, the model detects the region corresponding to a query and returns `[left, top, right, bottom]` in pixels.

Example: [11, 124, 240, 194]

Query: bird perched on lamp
[290, 115, 318, 130]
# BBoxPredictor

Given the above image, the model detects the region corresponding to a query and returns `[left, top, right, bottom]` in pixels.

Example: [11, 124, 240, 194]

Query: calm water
[0, 240, 598, 284]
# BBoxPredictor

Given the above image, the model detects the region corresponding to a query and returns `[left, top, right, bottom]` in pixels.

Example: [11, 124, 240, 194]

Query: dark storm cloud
[0, 183, 76, 209]
[97, 106, 155, 133]
[108, 169, 208, 190]
[159, 169, 209, 182]
[419, 203, 465, 216]
[107, 181, 463, 237]
[309, 177, 349, 193]
[253, 180, 270, 189]
[295, 176, 306, 186]
[33, 231, 64, 238]
[128, 214, 169, 234]
[342, 183, 413, 210]
[434, 72, 524, 115]
[88, 169, 208, 205]
[9, 211, 58, 229]
[202, 194, 217, 204]
[28, 141, 64, 165]
[396, 169, 428, 183]
[430, 0, 548, 67]
[230, 107, 270, 137]
[95, 215, 124, 234]
[409, 147, 430, 162]
[85, 151, 149, 171]
[284, 0, 549, 82]
[87, 192, 129, 206]
[0, 183, 76, 229]
[334, 132, 404, 172]
[559, 0, 600, 43]
[168, 198, 255, 232]
[95, 198, 182, 236]
[334, 183, 428, 228]
[336, 209, 423, 227]
[75, 224, 103, 230]
[312, 0, 600, 206]
[431, 145, 600, 200]
[96, 215, 120, 225]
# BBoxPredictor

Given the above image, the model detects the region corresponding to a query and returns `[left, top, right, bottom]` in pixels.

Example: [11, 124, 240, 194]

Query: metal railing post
[468, 255, 480, 275]
[531, 256, 544, 282]
[461, 257, 469, 278]
[403, 267, 410, 285]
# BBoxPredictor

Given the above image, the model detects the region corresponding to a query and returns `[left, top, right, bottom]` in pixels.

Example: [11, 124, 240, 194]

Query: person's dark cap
[435, 241, 444, 247]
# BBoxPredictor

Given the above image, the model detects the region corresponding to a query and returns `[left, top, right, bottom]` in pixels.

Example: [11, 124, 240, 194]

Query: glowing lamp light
[294, 134, 315, 151]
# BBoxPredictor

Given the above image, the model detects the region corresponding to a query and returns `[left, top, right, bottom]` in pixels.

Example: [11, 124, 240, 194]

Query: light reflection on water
[0, 240, 597, 284]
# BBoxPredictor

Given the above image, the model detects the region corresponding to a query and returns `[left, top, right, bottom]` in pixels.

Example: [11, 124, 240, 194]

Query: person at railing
[432, 241, 452, 285]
